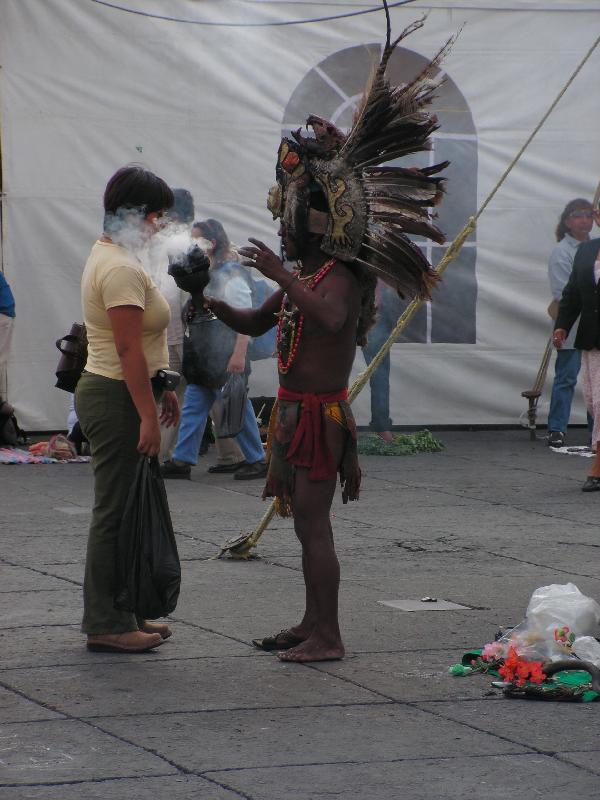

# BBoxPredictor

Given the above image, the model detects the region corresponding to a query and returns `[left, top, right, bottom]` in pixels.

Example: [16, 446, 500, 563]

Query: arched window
[282, 43, 477, 343]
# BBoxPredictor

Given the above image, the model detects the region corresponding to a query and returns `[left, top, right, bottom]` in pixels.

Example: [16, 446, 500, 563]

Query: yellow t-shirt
[81, 241, 170, 380]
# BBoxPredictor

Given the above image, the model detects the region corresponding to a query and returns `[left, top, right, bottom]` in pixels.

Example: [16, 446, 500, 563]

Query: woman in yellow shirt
[76, 165, 179, 653]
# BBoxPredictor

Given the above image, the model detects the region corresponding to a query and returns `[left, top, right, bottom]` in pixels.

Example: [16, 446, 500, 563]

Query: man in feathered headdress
[207, 5, 452, 662]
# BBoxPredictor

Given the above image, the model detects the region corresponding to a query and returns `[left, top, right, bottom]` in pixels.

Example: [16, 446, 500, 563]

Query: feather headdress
[267, 4, 456, 299]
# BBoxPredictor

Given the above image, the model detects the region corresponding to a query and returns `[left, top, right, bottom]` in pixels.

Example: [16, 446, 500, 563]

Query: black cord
[88, 0, 421, 27]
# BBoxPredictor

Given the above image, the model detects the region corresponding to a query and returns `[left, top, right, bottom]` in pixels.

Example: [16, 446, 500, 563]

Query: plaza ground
[1, 429, 600, 799]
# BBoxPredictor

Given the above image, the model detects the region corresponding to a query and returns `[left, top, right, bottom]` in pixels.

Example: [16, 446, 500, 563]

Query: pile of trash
[450, 583, 600, 701]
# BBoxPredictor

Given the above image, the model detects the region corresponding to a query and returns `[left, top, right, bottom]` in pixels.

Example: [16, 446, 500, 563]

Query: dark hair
[103, 165, 174, 216]
[171, 188, 195, 224]
[193, 218, 231, 264]
[555, 198, 593, 242]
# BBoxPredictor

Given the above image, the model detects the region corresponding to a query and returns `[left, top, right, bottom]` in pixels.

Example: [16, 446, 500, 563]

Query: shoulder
[330, 260, 361, 292]
[573, 238, 600, 267]
[578, 238, 600, 257]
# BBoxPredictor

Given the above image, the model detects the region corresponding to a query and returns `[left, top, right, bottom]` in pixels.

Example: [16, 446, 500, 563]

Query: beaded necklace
[276, 258, 336, 375]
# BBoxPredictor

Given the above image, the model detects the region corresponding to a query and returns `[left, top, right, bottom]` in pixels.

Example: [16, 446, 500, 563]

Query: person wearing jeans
[161, 218, 267, 480]
[169, 383, 264, 472]
[547, 199, 595, 447]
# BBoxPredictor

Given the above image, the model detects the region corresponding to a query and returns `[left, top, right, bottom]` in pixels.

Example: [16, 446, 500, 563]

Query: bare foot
[277, 636, 345, 663]
[376, 431, 394, 443]
[287, 624, 313, 641]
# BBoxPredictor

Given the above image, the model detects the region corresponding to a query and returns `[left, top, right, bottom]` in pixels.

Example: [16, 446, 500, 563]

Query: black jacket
[555, 238, 600, 350]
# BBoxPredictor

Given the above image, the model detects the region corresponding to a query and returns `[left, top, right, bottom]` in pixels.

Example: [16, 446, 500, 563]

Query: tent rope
[218, 30, 600, 559]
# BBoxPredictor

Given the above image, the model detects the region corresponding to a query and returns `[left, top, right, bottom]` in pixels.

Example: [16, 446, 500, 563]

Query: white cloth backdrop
[1, 0, 600, 430]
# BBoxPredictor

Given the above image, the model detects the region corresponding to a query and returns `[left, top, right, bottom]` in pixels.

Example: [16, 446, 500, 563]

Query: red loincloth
[263, 387, 361, 517]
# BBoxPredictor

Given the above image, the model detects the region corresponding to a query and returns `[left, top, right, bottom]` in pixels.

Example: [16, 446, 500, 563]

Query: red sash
[277, 386, 348, 480]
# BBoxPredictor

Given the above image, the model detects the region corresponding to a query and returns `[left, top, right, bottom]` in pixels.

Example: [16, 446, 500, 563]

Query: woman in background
[553, 206, 600, 491]
[161, 218, 267, 481]
[76, 165, 179, 652]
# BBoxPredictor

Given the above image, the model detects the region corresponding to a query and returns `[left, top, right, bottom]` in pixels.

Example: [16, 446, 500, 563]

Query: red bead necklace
[276, 259, 336, 375]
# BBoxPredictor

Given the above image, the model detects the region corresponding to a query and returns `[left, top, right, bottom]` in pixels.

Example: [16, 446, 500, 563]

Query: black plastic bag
[114, 456, 181, 619]
[211, 373, 247, 439]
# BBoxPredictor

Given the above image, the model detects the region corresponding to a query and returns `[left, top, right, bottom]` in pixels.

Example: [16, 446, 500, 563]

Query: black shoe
[582, 476, 600, 492]
[160, 459, 191, 480]
[548, 431, 565, 447]
[207, 460, 246, 474]
[234, 461, 268, 480]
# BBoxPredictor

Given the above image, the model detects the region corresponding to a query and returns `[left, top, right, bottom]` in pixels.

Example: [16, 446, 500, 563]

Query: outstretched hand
[239, 238, 286, 283]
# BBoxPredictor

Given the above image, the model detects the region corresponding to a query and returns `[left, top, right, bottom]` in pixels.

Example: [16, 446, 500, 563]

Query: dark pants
[75, 372, 140, 634]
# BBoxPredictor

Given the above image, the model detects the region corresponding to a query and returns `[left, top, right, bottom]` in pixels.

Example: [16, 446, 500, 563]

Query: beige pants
[214, 430, 244, 465]
[0, 314, 15, 399]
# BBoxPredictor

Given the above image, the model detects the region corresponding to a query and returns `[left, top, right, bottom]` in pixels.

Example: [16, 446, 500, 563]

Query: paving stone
[0, 686, 63, 723]
[205, 753, 600, 800]
[312, 649, 501, 702]
[419, 698, 600, 751]
[0, 776, 236, 799]
[0, 589, 81, 627]
[0, 565, 72, 593]
[558, 750, 600, 775]
[2, 433, 600, 799]
[0, 623, 251, 670]
[98, 703, 526, 773]
[0, 656, 386, 717]
[0, 719, 173, 786]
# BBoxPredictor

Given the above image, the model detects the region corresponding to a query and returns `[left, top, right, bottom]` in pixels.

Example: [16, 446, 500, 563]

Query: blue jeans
[362, 333, 392, 432]
[173, 383, 264, 466]
[548, 349, 582, 434]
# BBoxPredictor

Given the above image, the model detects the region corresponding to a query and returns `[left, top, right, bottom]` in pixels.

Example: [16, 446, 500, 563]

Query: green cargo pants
[76, 372, 141, 634]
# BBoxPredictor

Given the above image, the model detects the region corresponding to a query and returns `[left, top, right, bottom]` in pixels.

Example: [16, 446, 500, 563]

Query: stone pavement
[1, 429, 600, 799]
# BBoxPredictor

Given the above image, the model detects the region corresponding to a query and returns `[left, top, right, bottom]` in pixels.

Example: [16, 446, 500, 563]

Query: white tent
[2, 0, 599, 431]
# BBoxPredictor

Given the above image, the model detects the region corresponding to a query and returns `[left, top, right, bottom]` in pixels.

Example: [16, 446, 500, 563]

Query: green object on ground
[449, 663, 473, 676]
[454, 648, 600, 702]
[357, 429, 444, 456]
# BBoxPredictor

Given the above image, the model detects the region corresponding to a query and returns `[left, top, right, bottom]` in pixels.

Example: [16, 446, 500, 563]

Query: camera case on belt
[153, 369, 181, 392]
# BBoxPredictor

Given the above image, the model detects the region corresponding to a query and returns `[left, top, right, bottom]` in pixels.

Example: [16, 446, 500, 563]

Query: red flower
[527, 662, 547, 685]
[498, 646, 546, 686]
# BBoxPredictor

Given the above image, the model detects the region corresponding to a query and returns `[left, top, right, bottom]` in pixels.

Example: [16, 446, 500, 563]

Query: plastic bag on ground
[526, 582, 600, 640]
[496, 583, 600, 662]
[211, 373, 247, 439]
[114, 456, 181, 619]
[573, 636, 600, 667]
